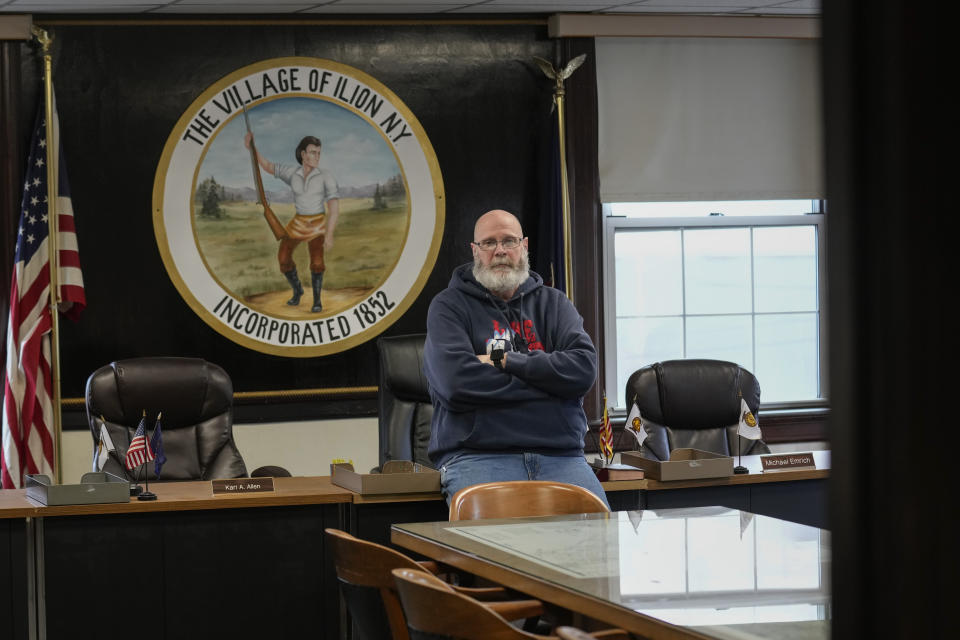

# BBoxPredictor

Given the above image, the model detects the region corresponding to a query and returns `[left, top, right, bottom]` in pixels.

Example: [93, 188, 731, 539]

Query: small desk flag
[599, 393, 614, 464]
[150, 414, 166, 478]
[624, 401, 647, 449]
[737, 397, 763, 440]
[92, 420, 115, 472]
[124, 416, 155, 470]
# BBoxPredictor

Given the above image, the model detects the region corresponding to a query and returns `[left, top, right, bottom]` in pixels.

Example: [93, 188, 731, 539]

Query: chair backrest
[85, 357, 247, 480]
[625, 359, 770, 460]
[449, 481, 610, 521]
[377, 334, 433, 470]
[392, 568, 539, 640]
[326, 528, 426, 640]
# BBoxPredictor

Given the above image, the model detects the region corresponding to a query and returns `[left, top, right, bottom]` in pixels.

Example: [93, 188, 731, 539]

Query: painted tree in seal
[196, 176, 226, 219]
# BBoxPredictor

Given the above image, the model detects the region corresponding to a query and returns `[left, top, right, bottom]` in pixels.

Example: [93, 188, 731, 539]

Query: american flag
[2, 95, 85, 489]
[599, 392, 614, 464]
[124, 417, 155, 471]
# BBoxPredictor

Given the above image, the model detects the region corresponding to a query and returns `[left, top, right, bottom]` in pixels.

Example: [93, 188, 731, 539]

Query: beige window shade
[596, 37, 823, 203]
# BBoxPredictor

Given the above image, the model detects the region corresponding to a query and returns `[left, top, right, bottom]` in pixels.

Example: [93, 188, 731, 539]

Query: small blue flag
[151, 413, 167, 478]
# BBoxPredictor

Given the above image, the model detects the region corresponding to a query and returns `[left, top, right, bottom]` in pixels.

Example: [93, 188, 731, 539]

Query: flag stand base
[137, 491, 157, 501]
[733, 465, 749, 474]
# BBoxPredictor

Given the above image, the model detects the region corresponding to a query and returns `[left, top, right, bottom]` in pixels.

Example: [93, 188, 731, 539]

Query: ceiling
[0, 0, 820, 16]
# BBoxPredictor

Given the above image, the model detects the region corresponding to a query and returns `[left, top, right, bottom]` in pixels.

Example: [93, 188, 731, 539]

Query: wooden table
[1, 476, 353, 640]
[392, 508, 831, 640]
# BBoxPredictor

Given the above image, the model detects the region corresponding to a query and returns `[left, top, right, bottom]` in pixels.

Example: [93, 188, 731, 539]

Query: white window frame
[602, 204, 828, 412]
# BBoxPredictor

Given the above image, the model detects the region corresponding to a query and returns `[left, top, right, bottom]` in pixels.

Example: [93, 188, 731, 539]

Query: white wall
[62, 418, 823, 484]
[61, 417, 379, 483]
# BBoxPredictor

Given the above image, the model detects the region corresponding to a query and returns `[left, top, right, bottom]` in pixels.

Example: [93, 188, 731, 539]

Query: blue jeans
[439, 452, 610, 509]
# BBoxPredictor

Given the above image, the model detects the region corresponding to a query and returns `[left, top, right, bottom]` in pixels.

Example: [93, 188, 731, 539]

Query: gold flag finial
[31, 26, 52, 52]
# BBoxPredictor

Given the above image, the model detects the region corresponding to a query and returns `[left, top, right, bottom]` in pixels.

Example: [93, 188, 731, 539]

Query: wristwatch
[490, 347, 505, 370]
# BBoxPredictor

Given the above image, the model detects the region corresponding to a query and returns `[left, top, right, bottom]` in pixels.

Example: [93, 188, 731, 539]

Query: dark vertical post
[561, 38, 604, 429]
[824, 1, 945, 637]
[0, 41, 22, 366]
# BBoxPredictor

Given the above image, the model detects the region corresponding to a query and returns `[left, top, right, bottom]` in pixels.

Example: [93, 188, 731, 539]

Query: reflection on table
[392, 506, 830, 640]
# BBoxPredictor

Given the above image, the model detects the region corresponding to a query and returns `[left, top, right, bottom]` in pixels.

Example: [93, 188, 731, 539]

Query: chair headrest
[627, 359, 760, 430]
[377, 334, 429, 402]
[86, 357, 233, 428]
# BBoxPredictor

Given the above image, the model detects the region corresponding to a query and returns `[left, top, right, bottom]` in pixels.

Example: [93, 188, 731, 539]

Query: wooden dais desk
[601, 451, 830, 529]
[1, 477, 353, 640]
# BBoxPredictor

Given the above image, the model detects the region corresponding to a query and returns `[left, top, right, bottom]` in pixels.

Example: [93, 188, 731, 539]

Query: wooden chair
[392, 568, 630, 640]
[325, 529, 543, 640]
[448, 481, 610, 521]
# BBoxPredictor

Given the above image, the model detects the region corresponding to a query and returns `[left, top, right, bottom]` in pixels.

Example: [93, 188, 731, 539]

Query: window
[603, 200, 826, 410]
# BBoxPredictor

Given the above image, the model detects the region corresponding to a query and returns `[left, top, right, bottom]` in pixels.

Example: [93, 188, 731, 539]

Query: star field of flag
[15, 117, 71, 266]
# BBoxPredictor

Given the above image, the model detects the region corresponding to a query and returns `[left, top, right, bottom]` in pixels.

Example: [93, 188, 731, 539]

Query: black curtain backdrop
[11, 22, 559, 424]
[824, 1, 946, 638]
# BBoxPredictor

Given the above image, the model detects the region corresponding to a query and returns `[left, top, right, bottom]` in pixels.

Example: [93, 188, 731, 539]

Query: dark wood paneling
[42, 504, 339, 640]
[11, 22, 554, 419]
[759, 410, 828, 444]
[584, 409, 828, 455]
[1, 42, 22, 370]
[0, 519, 28, 640]
[562, 38, 604, 422]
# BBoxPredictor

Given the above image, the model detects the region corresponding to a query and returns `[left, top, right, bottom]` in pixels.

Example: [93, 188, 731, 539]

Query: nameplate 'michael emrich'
[760, 452, 816, 473]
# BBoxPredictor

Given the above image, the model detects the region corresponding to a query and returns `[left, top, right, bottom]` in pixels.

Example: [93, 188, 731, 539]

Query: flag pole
[553, 74, 574, 304]
[534, 53, 585, 303]
[138, 412, 157, 501]
[32, 26, 65, 484]
[734, 389, 748, 475]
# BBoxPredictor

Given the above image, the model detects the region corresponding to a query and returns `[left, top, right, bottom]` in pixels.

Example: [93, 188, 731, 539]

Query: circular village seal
[153, 57, 444, 357]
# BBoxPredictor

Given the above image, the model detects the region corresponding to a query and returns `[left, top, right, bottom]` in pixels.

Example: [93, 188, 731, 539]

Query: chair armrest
[450, 585, 512, 601]
[485, 599, 545, 620]
[558, 627, 629, 640]
[416, 560, 440, 574]
[418, 560, 510, 601]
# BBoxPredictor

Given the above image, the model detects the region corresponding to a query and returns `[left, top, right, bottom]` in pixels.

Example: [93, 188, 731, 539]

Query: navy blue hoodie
[424, 263, 598, 469]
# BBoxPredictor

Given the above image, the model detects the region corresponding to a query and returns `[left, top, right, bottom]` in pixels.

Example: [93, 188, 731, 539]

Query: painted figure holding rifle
[244, 130, 340, 313]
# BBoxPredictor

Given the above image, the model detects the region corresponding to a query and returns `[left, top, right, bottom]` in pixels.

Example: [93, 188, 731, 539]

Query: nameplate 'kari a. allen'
[212, 478, 275, 495]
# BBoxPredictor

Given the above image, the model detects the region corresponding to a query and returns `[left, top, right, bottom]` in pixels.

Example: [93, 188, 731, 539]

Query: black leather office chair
[85, 357, 271, 481]
[625, 359, 770, 460]
[376, 334, 433, 471]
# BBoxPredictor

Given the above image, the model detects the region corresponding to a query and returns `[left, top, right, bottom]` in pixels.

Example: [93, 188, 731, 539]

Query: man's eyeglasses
[472, 237, 523, 251]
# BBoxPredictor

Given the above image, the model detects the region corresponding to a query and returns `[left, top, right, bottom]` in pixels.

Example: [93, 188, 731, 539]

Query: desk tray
[620, 448, 733, 481]
[331, 462, 441, 494]
[25, 472, 131, 506]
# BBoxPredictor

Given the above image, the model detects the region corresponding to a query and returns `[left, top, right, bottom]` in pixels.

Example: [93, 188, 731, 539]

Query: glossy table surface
[393, 507, 830, 640]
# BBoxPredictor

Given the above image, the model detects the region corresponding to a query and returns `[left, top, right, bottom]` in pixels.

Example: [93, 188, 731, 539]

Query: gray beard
[473, 250, 530, 298]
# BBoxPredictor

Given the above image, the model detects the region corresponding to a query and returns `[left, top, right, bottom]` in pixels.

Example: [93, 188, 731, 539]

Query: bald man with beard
[423, 209, 608, 507]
